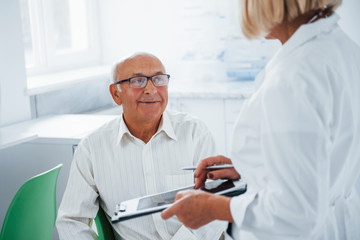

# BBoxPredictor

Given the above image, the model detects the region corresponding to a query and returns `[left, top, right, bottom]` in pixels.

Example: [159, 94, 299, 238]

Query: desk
[0, 130, 37, 151]
[0, 114, 118, 144]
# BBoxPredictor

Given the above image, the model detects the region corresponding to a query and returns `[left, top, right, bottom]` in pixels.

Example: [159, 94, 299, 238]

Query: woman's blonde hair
[240, 0, 342, 39]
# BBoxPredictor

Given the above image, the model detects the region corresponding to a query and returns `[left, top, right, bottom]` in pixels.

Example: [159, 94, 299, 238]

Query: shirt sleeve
[56, 138, 100, 240]
[230, 73, 331, 238]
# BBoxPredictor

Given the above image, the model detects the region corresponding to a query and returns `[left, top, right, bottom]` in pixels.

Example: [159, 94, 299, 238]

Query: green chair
[0, 164, 62, 240]
[95, 207, 116, 240]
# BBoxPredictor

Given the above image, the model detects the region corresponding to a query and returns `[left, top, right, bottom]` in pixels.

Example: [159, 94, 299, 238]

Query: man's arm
[56, 138, 99, 239]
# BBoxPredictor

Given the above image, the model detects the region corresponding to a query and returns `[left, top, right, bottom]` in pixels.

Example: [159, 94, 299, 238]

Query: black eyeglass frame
[114, 74, 170, 88]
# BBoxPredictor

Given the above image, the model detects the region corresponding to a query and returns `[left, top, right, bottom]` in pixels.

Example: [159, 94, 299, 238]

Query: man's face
[111, 55, 168, 125]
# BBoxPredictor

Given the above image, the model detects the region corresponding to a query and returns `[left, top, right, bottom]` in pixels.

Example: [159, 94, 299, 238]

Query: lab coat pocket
[165, 173, 194, 191]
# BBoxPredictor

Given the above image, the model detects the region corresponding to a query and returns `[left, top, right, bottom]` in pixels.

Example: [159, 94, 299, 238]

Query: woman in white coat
[162, 0, 360, 239]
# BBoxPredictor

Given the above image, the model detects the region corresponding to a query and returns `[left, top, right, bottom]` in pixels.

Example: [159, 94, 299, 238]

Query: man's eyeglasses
[114, 74, 170, 88]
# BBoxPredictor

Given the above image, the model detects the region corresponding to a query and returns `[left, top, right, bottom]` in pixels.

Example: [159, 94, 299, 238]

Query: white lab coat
[229, 13, 360, 240]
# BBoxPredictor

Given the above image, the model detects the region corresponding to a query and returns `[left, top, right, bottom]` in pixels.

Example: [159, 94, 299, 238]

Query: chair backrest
[0, 164, 62, 240]
[95, 207, 116, 240]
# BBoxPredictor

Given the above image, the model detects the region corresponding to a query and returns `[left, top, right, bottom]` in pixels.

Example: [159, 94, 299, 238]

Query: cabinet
[224, 98, 245, 154]
[169, 97, 227, 155]
[165, 95, 247, 155]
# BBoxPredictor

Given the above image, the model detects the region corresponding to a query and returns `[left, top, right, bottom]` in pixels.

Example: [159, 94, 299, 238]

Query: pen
[181, 164, 234, 171]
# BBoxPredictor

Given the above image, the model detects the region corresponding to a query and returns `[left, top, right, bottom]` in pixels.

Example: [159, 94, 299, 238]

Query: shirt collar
[265, 13, 340, 73]
[117, 115, 132, 144]
[116, 110, 177, 144]
[156, 111, 178, 141]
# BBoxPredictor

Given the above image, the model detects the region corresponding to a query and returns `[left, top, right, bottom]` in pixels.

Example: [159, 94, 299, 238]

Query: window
[19, 0, 101, 76]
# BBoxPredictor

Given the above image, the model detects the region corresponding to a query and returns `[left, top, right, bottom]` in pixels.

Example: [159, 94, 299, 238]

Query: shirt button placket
[142, 142, 171, 239]
[142, 143, 156, 195]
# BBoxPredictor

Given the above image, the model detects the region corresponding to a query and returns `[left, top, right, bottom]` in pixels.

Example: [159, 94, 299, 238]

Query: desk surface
[0, 114, 119, 148]
[0, 130, 37, 151]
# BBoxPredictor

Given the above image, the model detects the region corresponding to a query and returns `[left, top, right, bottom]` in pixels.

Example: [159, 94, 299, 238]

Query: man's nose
[144, 79, 157, 94]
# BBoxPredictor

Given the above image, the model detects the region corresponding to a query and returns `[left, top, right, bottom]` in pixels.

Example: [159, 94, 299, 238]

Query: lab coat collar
[116, 110, 177, 144]
[265, 13, 340, 74]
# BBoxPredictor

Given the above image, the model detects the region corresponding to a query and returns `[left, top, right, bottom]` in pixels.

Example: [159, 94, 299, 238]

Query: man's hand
[194, 155, 241, 189]
[161, 190, 234, 229]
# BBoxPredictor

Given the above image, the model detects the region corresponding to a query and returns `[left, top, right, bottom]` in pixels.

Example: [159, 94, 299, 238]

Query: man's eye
[153, 77, 162, 82]
[154, 76, 166, 82]
[132, 78, 144, 84]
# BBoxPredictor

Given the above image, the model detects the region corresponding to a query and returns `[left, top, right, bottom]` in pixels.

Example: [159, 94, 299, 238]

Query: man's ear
[109, 84, 122, 106]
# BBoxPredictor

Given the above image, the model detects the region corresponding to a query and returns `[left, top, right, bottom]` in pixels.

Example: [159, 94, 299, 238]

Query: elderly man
[56, 53, 226, 239]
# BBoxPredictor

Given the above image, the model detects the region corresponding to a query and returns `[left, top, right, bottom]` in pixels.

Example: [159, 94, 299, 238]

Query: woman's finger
[194, 155, 232, 178]
[207, 168, 240, 180]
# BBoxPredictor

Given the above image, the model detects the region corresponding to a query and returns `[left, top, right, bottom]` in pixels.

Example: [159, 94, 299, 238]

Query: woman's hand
[161, 190, 233, 229]
[194, 155, 240, 189]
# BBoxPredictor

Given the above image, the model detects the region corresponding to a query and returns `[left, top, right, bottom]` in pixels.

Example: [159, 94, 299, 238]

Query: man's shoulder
[166, 109, 201, 123]
[82, 116, 121, 142]
[165, 109, 208, 131]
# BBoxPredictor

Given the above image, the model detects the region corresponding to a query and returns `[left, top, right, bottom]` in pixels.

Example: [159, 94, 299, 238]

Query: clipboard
[111, 179, 247, 223]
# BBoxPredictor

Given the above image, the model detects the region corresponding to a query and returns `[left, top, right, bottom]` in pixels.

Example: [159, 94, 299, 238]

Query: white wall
[98, 0, 176, 66]
[337, 0, 360, 47]
[0, 0, 31, 126]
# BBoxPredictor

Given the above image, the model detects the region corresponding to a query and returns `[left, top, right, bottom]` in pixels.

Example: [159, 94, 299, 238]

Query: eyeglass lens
[129, 75, 169, 88]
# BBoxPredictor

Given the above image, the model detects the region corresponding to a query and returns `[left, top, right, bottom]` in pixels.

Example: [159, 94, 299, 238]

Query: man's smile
[137, 100, 161, 104]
